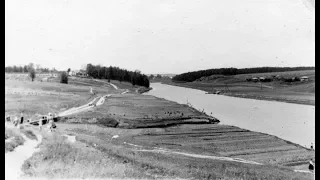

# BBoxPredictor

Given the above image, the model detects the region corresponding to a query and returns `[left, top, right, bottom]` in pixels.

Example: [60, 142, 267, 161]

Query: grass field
[5, 74, 315, 179]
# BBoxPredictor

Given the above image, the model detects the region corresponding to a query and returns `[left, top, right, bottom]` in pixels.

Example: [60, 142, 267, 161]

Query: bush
[284, 78, 293, 82]
[292, 77, 300, 81]
[60, 72, 68, 84]
[260, 78, 272, 82]
[29, 69, 36, 81]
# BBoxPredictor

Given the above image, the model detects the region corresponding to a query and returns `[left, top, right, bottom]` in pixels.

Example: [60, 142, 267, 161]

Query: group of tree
[5, 64, 57, 73]
[86, 64, 150, 87]
[5, 63, 62, 82]
[148, 74, 163, 79]
[172, 66, 315, 82]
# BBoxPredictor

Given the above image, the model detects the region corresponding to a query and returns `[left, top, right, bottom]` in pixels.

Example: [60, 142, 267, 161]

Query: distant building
[71, 70, 88, 77]
[71, 70, 79, 76]
[252, 77, 259, 82]
[300, 76, 309, 81]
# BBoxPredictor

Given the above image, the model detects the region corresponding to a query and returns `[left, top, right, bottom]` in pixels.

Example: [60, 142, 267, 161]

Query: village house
[252, 77, 259, 82]
[71, 70, 88, 77]
[259, 77, 265, 81]
[300, 76, 309, 81]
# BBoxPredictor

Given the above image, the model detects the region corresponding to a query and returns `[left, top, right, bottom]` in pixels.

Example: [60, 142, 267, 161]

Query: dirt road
[124, 142, 262, 165]
[92, 79, 119, 90]
[58, 94, 113, 117]
[5, 130, 42, 180]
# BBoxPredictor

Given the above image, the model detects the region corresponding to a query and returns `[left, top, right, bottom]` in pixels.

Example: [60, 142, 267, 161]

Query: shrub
[29, 69, 36, 82]
[60, 72, 68, 84]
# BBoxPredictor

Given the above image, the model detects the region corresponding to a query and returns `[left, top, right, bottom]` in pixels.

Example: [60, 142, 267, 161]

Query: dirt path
[57, 96, 101, 117]
[5, 132, 42, 180]
[91, 79, 119, 90]
[123, 142, 262, 165]
[136, 148, 263, 165]
[125, 142, 315, 174]
[294, 169, 314, 174]
[109, 83, 118, 90]
[58, 94, 112, 117]
[121, 89, 129, 94]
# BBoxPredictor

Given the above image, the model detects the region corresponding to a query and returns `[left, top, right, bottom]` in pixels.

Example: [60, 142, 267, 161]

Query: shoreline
[152, 81, 315, 106]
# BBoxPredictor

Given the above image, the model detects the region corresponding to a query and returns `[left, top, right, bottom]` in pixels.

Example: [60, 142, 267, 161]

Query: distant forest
[172, 67, 315, 82]
[5, 64, 56, 73]
[86, 64, 150, 87]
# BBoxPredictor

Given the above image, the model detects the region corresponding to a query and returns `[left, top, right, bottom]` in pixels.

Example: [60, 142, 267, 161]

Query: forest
[172, 67, 315, 82]
[86, 64, 150, 87]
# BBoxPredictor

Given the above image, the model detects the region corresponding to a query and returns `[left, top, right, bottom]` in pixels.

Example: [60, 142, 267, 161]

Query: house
[252, 77, 259, 82]
[300, 76, 309, 81]
[71, 70, 88, 77]
[71, 70, 80, 76]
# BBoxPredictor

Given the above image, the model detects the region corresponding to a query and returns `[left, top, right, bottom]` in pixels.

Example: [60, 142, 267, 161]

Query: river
[145, 83, 315, 149]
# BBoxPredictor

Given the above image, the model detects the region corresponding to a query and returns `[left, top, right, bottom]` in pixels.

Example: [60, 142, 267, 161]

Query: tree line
[172, 66, 315, 82]
[86, 64, 150, 87]
[5, 63, 57, 73]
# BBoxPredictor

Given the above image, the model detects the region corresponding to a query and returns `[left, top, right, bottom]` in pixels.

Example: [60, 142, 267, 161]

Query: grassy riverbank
[155, 70, 315, 106]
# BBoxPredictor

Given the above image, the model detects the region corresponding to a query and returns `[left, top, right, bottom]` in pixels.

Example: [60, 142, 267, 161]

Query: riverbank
[155, 80, 315, 106]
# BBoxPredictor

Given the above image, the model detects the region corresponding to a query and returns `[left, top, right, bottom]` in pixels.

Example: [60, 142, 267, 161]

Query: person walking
[6, 115, 10, 122]
[13, 117, 19, 127]
[47, 113, 56, 133]
[20, 112, 24, 124]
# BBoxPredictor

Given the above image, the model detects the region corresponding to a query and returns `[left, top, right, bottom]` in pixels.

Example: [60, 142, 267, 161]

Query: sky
[5, 0, 315, 74]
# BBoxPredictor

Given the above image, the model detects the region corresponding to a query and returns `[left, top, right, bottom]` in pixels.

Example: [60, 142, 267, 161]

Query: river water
[145, 83, 315, 149]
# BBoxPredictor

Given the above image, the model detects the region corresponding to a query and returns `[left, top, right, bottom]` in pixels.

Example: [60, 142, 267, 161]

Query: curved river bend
[145, 83, 315, 149]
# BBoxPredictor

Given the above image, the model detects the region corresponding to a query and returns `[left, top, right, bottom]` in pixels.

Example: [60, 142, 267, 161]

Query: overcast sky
[5, 0, 314, 74]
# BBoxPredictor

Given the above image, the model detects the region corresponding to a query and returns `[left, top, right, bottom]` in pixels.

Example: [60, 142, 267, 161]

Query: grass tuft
[5, 127, 25, 153]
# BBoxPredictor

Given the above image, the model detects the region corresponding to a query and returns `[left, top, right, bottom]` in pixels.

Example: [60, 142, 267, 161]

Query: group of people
[6, 112, 57, 133]
[6, 112, 26, 129]
[38, 113, 56, 132]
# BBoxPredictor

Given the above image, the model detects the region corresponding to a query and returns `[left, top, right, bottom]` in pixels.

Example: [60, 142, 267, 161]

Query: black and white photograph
[5, 0, 315, 179]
